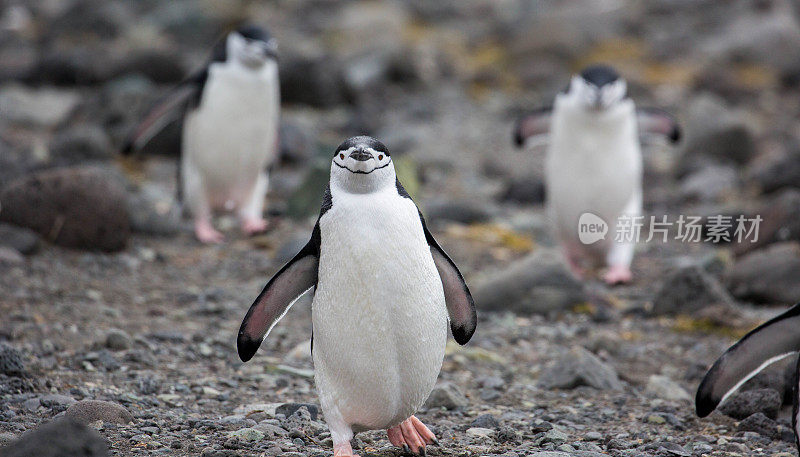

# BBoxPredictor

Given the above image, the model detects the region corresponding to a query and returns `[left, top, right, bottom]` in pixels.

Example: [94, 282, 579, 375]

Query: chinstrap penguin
[513, 64, 681, 284]
[237, 136, 477, 457]
[123, 25, 280, 243]
[696, 302, 800, 452]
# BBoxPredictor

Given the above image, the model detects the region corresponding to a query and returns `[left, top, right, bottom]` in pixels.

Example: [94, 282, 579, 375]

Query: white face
[330, 146, 395, 194]
[569, 75, 627, 110]
[226, 32, 277, 69]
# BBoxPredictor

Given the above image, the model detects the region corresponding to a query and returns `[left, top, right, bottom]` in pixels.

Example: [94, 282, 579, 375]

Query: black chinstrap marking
[333, 160, 391, 175]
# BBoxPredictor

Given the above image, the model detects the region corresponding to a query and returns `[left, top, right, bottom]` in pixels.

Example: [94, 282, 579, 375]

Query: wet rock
[651, 265, 737, 316]
[115, 50, 186, 84]
[470, 414, 500, 429]
[65, 399, 134, 424]
[280, 53, 350, 108]
[0, 418, 108, 457]
[0, 84, 80, 127]
[104, 329, 132, 351]
[727, 242, 800, 304]
[49, 125, 113, 165]
[538, 346, 622, 391]
[0, 223, 39, 255]
[645, 375, 691, 402]
[0, 167, 130, 252]
[276, 403, 319, 421]
[424, 382, 468, 410]
[737, 189, 800, 255]
[424, 199, 493, 225]
[749, 148, 800, 195]
[737, 412, 780, 439]
[676, 94, 756, 176]
[718, 388, 781, 420]
[500, 175, 546, 204]
[679, 165, 738, 203]
[0, 342, 25, 376]
[473, 249, 586, 315]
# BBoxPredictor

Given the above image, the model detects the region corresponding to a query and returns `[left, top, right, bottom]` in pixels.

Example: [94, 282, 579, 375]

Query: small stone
[0, 223, 39, 255]
[0, 246, 24, 264]
[737, 412, 779, 439]
[538, 346, 623, 391]
[227, 428, 265, 442]
[651, 265, 737, 316]
[0, 84, 80, 127]
[466, 427, 494, 438]
[276, 403, 319, 421]
[104, 329, 132, 351]
[646, 414, 666, 424]
[470, 414, 500, 429]
[645, 375, 692, 402]
[585, 431, 603, 441]
[500, 175, 546, 204]
[424, 382, 468, 410]
[65, 400, 134, 425]
[718, 388, 782, 420]
[0, 342, 25, 376]
[540, 428, 568, 445]
[49, 125, 113, 165]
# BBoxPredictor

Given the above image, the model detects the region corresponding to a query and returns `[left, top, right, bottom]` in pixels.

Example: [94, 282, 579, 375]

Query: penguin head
[568, 64, 627, 111]
[226, 25, 278, 69]
[330, 136, 395, 193]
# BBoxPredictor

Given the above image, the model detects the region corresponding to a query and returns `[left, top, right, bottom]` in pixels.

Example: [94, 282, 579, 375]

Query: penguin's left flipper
[636, 107, 681, 145]
[420, 217, 477, 345]
[237, 228, 320, 362]
[121, 72, 206, 155]
[513, 107, 553, 148]
[696, 302, 800, 418]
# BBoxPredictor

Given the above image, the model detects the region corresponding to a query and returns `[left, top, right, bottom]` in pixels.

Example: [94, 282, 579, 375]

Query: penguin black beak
[349, 150, 373, 161]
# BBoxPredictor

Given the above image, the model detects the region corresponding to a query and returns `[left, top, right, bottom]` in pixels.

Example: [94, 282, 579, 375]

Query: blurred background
[2, 0, 800, 456]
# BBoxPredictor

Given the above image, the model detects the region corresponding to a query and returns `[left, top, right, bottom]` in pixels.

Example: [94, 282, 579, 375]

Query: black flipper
[420, 214, 477, 345]
[696, 302, 800, 417]
[636, 107, 682, 144]
[513, 106, 553, 148]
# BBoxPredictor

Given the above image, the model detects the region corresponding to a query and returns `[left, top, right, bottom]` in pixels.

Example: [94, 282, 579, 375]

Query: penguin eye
[378, 155, 384, 160]
[339, 153, 344, 160]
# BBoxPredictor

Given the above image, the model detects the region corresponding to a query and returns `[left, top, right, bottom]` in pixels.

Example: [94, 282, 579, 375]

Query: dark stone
[0, 343, 25, 376]
[651, 265, 737, 315]
[0, 223, 39, 255]
[718, 388, 781, 420]
[279, 121, 314, 165]
[65, 400, 134, 425]
[280, 55, 352, 108]
[49, 125, 113, 165]
[470, 414, 500, 429]
[500, 175, 546, 204]
[727, 242, 800, 304]
[737, 412, 779, 439]
[736, 189, 800, 255]
[115, 50, 186, 84]
[0, 418, 109, 457]
[276, 403, 319, 421]
[0, 167, 130, 252]
[538, 346, 623, 391]
[750, 148, 800, 195]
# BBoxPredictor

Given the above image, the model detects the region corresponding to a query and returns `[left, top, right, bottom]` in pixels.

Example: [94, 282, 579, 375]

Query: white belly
[312, 188, 448, 432]
[546, 99, 642, 254]
[182, 61, 279, 207]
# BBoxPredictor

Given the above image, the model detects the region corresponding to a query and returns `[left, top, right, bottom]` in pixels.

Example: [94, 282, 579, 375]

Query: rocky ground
[3, 0, 800, 456]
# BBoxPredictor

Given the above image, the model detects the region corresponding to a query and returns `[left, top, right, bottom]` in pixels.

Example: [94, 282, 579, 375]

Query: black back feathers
[580, 64, 620, 87]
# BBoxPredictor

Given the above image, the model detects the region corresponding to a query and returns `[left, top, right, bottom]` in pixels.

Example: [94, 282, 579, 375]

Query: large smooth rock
[0, 418, 108, 457]
[538, 346, 623, 391]
[645, 375, 691, 402]
[736, 189, 800, 255]
[651, 265, 737, 316]
[65, 400, 133, 425]
[0, 84, 80, 127]
[49, 125, 113, 166]
[726, 242, 800, 304]
[718, 388, 782, 420]
[0, 167, 130, 251]
[0, 342, 25, 376]
[473, 249, 586, 315]
[424, 382, 468, 410]
[679, 165, 739, 203]
[748, 148, 800, 195]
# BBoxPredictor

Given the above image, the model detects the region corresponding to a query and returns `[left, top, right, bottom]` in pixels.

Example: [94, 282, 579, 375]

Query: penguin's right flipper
[420, 216, 477, 346]
[237, 227, 321, 362]
[513, 107, 552, 148]
[121, 72, 207, 155]
[636, 107, 681, 144]
[696, 302, 800, 418]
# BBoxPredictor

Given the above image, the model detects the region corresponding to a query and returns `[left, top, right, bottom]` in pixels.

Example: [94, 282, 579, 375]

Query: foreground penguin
[513, 64, 680, 284]
[696, 302, 800, 452]
[123, 25, 279, 243]
[237, 136, 477, 457]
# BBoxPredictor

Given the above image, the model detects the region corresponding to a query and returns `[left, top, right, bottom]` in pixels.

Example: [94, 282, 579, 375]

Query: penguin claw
[431, 439, 440, 447]
[402, 444, 411, 454]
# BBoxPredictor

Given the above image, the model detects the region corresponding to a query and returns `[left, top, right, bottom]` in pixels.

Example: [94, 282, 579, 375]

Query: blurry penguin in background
[513, 64, 681, 284]
[123, 25, 280, 243]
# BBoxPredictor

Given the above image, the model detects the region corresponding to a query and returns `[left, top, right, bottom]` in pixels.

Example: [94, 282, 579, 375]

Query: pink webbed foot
[387, 415, 438, 455]
[604, 264, 632, 285]
[333, 441, 359, 457]
[241, 217, 269, 236]
[195, 219, 224, 244]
